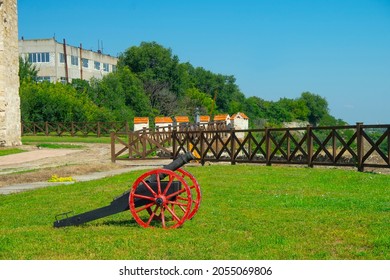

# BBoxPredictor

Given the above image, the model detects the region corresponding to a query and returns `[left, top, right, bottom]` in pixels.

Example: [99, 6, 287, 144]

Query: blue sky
[18, 0, 390, 124]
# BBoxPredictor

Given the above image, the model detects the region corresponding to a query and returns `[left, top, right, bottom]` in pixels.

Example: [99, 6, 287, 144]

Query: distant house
[231, 112, 249, 130]
[199, 116, 210, 124]
[231, 112, 249, 139]
[174, 116, 190, 130]
[154, 117, 173, 131]
[133, 117, 149, 131]
[213, 114, 230, 125]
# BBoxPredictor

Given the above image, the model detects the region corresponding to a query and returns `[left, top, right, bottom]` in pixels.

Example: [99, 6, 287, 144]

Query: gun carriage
[54, 152, 201, 229]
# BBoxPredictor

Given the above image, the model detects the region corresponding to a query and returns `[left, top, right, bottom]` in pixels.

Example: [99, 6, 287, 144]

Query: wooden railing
[111, 123, 390, 172]
[22, 121, 130, 137]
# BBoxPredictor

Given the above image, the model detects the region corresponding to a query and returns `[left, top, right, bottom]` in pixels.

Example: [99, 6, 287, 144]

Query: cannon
[54, 152, 201, 229]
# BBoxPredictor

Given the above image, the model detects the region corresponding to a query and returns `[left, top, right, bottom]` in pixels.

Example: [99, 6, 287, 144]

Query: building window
[28, 52, 50, 63]
[103, 63, 109, 72]
[112, 65, 117, 72]
[94, 61, 100, 70]
[71, 55, 79, 66]
[82, 58, 89, 68]
[36, 76, 51, 82]
[60, 77, 67, 84]
[59, 53, 65, 63]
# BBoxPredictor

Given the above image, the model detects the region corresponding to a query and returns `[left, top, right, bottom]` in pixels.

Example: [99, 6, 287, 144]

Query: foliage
[19, 41, 343, 127]
[18, 56, 38, 84]
[20, 82, 112, 122]
[0, 165, 389, 259]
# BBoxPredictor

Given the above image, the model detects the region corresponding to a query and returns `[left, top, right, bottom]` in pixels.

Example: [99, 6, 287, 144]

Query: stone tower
[0, 0, 21, 146]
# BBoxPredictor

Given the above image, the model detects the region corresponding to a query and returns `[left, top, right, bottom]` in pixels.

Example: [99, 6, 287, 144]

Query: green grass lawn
[0, 165, 389, 260]
[0, 148, 26, 157]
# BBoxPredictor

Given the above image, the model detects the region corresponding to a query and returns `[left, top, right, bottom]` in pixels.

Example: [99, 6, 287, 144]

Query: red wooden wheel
[129, 169, 192, 228]
[175, 168, 201, 220]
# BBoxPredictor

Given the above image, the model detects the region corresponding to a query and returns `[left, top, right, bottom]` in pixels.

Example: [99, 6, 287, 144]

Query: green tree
[19, 56, 38, 84]
[298, 92, 329, 126]
[118, 42, 182, 97]
[20, 82, 111, 122]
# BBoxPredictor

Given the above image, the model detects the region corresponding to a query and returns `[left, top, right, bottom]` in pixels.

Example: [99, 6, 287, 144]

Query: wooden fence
[111, 123, 390, 172]
[22, 121, 130, 137]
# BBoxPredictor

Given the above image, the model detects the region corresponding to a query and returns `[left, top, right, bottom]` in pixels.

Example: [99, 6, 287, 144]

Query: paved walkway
[0, 148, 172, 195]
[0, 149, 82, 166]
[0, 166, 158, 195]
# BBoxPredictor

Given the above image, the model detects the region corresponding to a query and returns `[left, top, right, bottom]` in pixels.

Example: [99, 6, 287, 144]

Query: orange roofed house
[231, 112, 249, 139]
[174, 116, 190, 130]
[133, 117, 149, 131]
[213, 114, 230, 125]
[154, 117, 173, 131]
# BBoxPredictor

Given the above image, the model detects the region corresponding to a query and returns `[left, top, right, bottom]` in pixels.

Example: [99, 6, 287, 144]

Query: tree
[19, 56, 38, 84]
[118, 42, 182, 98]
[20, 82, 111, 122]
[298, 92, 329, 126]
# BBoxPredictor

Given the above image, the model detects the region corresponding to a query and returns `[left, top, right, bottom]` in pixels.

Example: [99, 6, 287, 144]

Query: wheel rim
[176, 168, 201, 220]
[129, 169, 192, 228]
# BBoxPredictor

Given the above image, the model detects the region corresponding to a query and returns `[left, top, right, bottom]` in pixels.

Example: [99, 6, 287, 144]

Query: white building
[231, 112, 249, 139]
[154, 117, 173, 131]
[19, 38, 118, 83]
[133, 117, 149, 131]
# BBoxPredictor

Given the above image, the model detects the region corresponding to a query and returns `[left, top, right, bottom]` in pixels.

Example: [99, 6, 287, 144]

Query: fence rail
[22, 121, 130, 137]
[111, 123, 390, 172]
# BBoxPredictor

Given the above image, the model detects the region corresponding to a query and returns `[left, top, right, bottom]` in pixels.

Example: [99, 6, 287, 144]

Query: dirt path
[0, 143, 170, 188]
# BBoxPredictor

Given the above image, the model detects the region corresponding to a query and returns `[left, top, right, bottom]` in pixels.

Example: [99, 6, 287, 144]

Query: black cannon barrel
[148, 151, 195, 182]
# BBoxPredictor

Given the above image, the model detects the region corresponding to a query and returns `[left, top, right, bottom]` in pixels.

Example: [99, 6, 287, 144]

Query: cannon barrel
[148, 151, 195, 182]
[53, 152, 195, 228]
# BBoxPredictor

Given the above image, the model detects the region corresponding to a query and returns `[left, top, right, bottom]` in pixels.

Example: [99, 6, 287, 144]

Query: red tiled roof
[200, 116, 210, 122]
[134, 117, 149, 124]
[231, 112, 249, 119]
[213, 114, 230, 121]
[175, 116, 190, 123]
[155, 117, 173, 123]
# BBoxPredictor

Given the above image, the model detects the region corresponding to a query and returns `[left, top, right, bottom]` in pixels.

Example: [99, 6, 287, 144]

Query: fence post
[97, 122, 101, 137]
[356, 122, 364, 172]
[110, 132, 116, 163]
[388, 127, 390, 166]
[307, 125, 313, 168]
[172, 127, 177, 159]
[231, 129, 236, 165]
[200, 130, 205, 165]
[71, 122, 75, 136]
[265, 127, 271, 166]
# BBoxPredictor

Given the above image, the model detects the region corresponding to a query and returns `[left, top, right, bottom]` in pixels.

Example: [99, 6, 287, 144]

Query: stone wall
[0, 0, 21, 146]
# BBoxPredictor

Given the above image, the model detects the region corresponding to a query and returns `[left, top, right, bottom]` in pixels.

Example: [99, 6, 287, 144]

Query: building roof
[155, 117, 173, 123]
[134, 117, 149, 124]
[200, 116, 210, 122]
[231, 112, 249, 119]
[213, 114, 230, 121]
[175, 116, 190, 123]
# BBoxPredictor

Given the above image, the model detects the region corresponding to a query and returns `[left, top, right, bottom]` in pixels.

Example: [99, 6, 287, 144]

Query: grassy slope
[0, 165, 389, 260]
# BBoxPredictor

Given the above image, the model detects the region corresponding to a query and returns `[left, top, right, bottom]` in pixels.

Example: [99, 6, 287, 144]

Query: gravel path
[0, 143, 171, 194]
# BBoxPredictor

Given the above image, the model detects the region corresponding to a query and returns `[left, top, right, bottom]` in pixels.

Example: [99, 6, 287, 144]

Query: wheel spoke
[157, 173, 162, 194]
[133, 193, 155, 201]
[146, 205, 159, 226]
[140, 179, 157, 197]
[136, 202, 156, 213]
[165, 188, 186, 200]
[165, 205, 181, 222]
[161, 207, 166, 228]
[162, 174, 174, 195]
